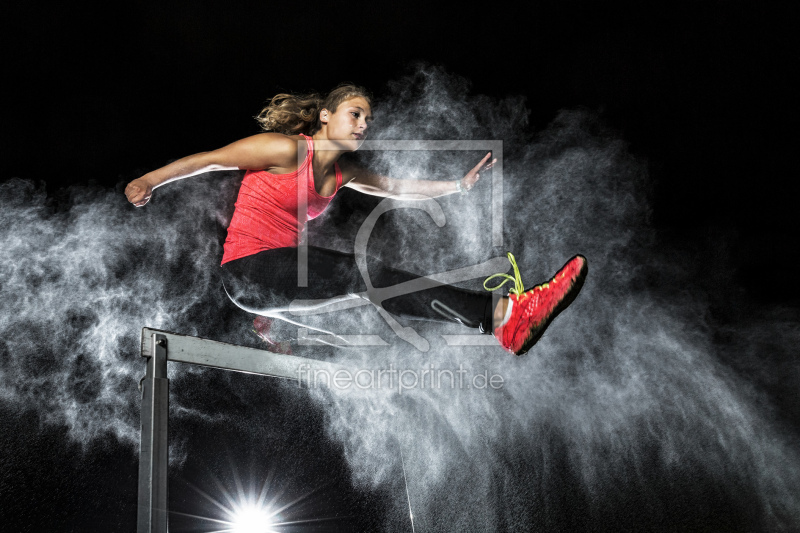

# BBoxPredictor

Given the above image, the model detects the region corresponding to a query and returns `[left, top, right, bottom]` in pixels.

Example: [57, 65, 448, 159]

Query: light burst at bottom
[230, 505, 274, 533]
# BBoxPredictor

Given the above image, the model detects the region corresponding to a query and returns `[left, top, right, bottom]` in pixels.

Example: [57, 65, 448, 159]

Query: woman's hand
[461, 153, 496, 192]
[125, 176, 154, 207]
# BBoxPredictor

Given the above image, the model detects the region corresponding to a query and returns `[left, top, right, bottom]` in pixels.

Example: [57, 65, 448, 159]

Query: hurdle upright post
[137, 333, 169, 533]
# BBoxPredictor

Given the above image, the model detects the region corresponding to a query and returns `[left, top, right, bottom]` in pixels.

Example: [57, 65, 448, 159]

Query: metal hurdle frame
[136, 327, 340, 533]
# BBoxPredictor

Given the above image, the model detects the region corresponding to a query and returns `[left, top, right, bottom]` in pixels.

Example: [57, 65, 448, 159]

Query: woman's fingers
[471, 154, 496, 173]
[128, 189, 144, 204]
[125, 183, 151, 206]
[461, 155, 496, 193]
[134, 194, 150, 206]
[125, 186, 138, 202]
[135, 192, 151, 206]
[472, 153, 492, 171]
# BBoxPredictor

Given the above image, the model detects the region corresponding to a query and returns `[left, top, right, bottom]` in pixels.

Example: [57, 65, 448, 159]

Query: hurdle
[135, 327, 341, 533]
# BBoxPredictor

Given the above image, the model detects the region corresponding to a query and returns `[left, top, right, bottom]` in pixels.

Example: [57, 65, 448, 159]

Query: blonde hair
[256, 83, 372, 135]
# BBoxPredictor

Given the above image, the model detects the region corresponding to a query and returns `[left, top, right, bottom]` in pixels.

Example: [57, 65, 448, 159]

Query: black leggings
[221, 246, 494, 333]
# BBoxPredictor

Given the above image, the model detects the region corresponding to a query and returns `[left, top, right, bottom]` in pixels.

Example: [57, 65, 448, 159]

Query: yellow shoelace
[484, 252, 525, 295]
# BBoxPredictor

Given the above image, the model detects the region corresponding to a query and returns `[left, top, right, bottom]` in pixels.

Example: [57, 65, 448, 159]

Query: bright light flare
[231, 505, 273, 533]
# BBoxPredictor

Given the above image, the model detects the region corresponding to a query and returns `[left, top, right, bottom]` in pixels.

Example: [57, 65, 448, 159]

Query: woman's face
[320, 96, 372, 150]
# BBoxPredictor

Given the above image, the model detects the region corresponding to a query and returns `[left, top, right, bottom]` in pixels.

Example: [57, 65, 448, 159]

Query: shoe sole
[515, 255, 588, 355]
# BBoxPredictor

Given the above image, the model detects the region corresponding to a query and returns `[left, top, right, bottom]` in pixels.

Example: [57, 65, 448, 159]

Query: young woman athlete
[124, 84, 587, 356]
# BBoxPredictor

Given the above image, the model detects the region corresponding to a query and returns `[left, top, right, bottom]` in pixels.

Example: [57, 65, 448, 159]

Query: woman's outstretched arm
[124, 133, 297, 206]
[342, 153, 496, 200]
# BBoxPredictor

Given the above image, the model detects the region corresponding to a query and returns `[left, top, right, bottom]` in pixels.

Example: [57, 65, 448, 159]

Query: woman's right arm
[124, 133, 296, 207]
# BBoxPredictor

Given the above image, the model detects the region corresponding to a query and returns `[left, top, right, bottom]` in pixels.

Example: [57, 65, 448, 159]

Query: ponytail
[255, 92, 322, 135]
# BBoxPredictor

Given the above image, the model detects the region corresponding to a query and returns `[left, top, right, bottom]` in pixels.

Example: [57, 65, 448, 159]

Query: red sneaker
[485, 254, 588, 355]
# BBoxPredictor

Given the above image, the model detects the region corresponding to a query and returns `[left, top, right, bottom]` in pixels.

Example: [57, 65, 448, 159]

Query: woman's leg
[221, 246, 495, 333]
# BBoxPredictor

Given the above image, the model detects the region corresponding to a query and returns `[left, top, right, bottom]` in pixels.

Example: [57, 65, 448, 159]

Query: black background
[4, 2, 798, 303]
[2, 1, 798, 531]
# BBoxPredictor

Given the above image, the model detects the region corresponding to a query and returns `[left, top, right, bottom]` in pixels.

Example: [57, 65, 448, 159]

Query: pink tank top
[221, 134, 343, 264]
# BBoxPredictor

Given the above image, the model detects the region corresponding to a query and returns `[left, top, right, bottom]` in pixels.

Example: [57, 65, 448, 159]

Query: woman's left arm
[343, 153, 496, 200]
